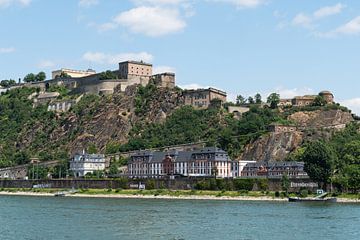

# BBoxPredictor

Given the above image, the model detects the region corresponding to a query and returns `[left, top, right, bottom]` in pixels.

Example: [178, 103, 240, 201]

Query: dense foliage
[120, 105, 285, 158]
[293, 123, 360, 193]
[0, 88, 68, 167]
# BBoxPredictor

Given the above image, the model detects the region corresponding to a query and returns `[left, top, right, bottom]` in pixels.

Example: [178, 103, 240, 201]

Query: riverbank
[0, 189, 359, 203]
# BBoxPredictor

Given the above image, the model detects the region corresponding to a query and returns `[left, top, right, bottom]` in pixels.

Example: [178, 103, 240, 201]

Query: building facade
[241, 161, 308, 178]
[27, 60, 175, 96]
[118, 61, 153, 79]
[70, 153, 106, 177]
[152, 72, 176, 88]
[231, 160, 257, 178]
[278, 91, 334, 108]
[183, 87, 227, 109]
[128, 147, 232, 179]
[52, 68, 96, 79]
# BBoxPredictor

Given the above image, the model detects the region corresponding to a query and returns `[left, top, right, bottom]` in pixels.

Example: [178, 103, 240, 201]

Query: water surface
[0, 196, 359, 240]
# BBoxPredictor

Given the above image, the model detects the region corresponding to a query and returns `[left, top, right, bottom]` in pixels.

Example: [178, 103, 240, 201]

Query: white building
[128, 147, 233, 179]
[70, 153, 106, 177]
[231, 160, 257, 178]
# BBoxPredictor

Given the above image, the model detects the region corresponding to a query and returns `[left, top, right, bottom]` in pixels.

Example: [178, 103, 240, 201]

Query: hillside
[0, 84, 356, 168]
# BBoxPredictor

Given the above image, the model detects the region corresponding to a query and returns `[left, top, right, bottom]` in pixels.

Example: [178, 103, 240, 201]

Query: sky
[1, 0, 360, 113]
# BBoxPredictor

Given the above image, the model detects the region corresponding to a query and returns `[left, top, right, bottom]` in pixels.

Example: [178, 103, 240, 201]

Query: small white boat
[54, 192, 66, 197]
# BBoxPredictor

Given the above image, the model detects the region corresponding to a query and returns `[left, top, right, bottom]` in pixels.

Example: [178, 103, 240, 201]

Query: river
[0, 196, 359, 240]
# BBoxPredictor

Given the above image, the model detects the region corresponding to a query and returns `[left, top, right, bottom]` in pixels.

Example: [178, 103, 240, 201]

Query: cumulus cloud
[291, 3, 345, 29]
[292, 13, 313, 28]
[78, 0, 99, 8]
[0, 47, 15, 53]
[209, 0, 265, 9]
[333, 16, 360, 35]
[340, 98, 360, 115]
[98, 6, 186, 37]
[316, 16, 360, 37]
[0, 0, 31, 8]
[131, 0, 187, 6]
[82, 51, 154, 64]
[153, 65, 176, 74]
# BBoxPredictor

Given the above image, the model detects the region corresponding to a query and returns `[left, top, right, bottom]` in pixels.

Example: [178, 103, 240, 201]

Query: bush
[299, 189, 308, 198]
[233, 179, 255, 191]
[275, 191, 280, 197]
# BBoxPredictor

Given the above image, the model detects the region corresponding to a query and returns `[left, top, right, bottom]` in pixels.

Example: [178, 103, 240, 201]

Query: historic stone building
[152, 72, 176, 88]
[128, 147, 232, 179]
[241, 161, 308, 178]
[279, 91, 334, 108]
[52, 68, 96, 79]
[183, 87, 227, 109]
[26, 60, 176, 96]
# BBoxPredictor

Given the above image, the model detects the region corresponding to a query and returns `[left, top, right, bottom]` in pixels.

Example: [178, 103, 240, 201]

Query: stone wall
[0, 177, 319, 192]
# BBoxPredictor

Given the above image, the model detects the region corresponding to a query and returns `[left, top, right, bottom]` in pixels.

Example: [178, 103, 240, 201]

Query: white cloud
[292, 13, 313, 28]
[333, 16, 360, 35]
[82, 51, 154, 65]
[291, 3, 345, 29]
[340, 98, 360, 115]
[0, 0, 31, 8]
[37, 60, 55, 68]
[317, 16, 360, 37]
[153, 65, 176, 74]
[79, 0, 99, 8]
[0, 47, 15, 53]
[131, 0, 187, 6]
[110, 6, 186, 37]
[313, 3, 345, 19]
[209, 0, 265, 9]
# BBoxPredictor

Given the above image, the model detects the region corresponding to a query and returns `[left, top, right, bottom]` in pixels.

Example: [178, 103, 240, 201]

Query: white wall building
[70, 153, 105, 177]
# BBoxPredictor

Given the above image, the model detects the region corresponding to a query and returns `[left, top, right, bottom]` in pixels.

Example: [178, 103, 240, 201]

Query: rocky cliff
[240, 109, 354, 162]
[17, 85, 184, 155]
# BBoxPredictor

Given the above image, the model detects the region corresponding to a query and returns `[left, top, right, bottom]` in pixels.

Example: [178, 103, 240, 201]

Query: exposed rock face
[18, 85, 184, 155]
[241, 109, 354, 162]
[241, 131, 303, 162]
[288, 109, 353, 128]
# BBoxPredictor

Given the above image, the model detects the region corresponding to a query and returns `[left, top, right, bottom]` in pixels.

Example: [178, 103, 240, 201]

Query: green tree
[312, 95, 327, 107]
[236, 95, 246, 105]
[23, 73, 36, 82]
[302, 141, 337, 190]
[99, 70, 117, 80]
[0, 79, 16, 88]
[109, 162, 119, 176]
[87, 144, 98, 154]
[35, 72, 46, 82]
[248, 96, 255, 104]
[55, 72, 71, 79]
[281, 175, 290, 195]
[255, 93, 262, 104]
[345, 165, 360, 193]
[267, 93, 280, 109]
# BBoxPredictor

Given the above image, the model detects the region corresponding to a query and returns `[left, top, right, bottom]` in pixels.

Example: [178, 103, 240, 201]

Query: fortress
[27, 60, 176, 95]
[278, 91, 334, 107]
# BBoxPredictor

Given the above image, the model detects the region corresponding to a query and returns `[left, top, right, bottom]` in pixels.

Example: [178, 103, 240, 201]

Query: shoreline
[0, 191, 359, 203]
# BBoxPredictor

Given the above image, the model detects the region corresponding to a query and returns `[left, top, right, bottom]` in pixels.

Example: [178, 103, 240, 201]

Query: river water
[0, 196, 359, 240]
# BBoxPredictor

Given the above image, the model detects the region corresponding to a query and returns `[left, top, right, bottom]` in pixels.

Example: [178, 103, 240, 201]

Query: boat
[288, 192, 337, 203]
[54, 192, 66, 197]
[288, 197, 337, 203]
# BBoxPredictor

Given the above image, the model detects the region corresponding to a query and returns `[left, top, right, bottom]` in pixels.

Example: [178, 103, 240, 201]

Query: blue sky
[1, 0, 360, 113]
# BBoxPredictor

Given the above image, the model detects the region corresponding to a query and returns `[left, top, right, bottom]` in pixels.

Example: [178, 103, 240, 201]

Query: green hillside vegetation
[290, 123, 360, 193]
